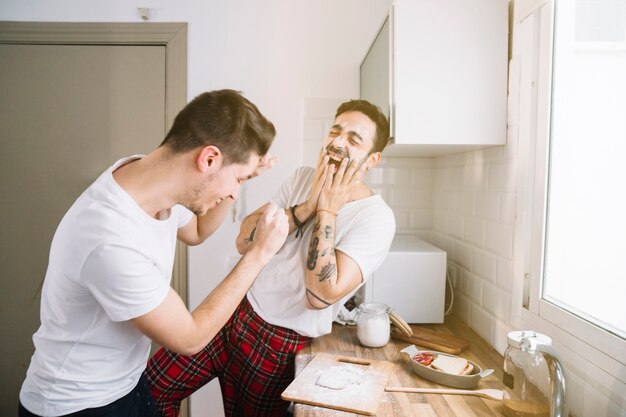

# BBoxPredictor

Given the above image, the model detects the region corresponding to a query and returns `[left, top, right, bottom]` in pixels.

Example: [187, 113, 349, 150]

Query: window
[514, 0, 626, 362]
[543, 0, 626, 339]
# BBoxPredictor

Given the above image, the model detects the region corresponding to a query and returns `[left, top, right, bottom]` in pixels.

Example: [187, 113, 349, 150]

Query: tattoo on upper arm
[243, 224, 257, 245]
[307, 237, 319, 270]
[306, 289, 331, 309]
[317, 262, 336, 282]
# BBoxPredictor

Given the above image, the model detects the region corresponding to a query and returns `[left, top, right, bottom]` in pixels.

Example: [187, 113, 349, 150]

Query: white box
[363, 235, 447, 323]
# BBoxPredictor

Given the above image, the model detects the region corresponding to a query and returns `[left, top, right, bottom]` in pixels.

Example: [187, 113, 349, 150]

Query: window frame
[511, 0, 626, 378]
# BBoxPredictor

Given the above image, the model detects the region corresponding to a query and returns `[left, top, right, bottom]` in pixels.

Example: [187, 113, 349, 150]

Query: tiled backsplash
[430, 148, 517, 355]
[367, 157, 434, 238]
[372, 148, 517, 356]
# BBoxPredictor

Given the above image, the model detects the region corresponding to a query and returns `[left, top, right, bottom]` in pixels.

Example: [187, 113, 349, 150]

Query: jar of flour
[356, 302, 392, 347]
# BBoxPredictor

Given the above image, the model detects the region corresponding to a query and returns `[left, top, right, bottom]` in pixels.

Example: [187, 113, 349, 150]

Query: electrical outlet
[448, 265, 458, 288]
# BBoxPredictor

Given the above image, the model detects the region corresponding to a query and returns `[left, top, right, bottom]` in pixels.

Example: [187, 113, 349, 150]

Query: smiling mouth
[327, 152, 348, 168]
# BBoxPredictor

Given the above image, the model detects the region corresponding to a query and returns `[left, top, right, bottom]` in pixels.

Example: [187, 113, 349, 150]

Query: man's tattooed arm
[304, 212, 338, 309]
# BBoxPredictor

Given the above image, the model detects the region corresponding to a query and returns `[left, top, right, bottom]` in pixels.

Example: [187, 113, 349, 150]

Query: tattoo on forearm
[323, 225, 333, 240]
[306, 289, 331, 308]
[312, 221, 320, 234]
[317, 262, 336, 282]
[307, 237, 319, 270]
[243, 225, 257, 244]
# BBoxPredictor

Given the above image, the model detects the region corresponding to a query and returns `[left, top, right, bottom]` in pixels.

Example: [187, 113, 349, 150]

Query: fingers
[317, 153, 330, 177]
[317, 147, 328, 165]
[331, 158, 365, 186]
[252, 155, 278, 178]
[250, 203, 289, 263]
[262, 155, 278, 170]
[350, 160, 367, 184]
[262, 203, 288, 226]
[262, 202, 278, 219]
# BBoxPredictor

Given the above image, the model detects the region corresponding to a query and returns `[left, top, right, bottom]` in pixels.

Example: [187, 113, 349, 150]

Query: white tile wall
[430, 146, 517, 348]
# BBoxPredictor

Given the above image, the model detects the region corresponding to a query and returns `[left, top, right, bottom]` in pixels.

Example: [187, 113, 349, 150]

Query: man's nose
[331, 134, 347, 147]
[230, 184, 241, 201]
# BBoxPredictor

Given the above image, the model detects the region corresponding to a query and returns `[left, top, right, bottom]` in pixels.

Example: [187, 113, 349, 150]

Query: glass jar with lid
[502, 330, 567, 417]
[355, 302, 391, 348]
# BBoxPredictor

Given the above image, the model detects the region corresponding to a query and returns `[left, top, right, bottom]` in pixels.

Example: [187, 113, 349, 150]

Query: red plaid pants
[144, 297, 311, 417]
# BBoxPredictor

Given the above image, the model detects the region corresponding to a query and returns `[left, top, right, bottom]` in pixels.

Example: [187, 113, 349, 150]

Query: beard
[179, 174, 216, 216]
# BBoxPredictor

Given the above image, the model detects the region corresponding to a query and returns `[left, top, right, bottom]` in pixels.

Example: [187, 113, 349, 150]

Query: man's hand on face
[251, 154, 278, 178]
[318, 157, 367, 212]
[302, 148, 331, 214]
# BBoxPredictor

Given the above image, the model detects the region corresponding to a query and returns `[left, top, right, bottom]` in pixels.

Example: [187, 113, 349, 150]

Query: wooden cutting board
[281, 353, 393, 415]
[391, 326, 470, 354]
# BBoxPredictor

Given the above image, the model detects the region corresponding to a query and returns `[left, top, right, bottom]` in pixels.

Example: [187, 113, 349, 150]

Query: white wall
[0, 1, 392, 414]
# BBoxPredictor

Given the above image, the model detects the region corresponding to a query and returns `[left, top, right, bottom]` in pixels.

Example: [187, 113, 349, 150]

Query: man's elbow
[178, 343, 205, 356]
[164, 335, 211, 356]
[305, 288, 334, 310]
[178, 234, 204, 247]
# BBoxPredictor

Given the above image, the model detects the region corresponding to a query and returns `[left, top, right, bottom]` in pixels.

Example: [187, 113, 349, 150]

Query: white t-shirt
[20, 156, 193, 416]
[247, 166, 396, 337]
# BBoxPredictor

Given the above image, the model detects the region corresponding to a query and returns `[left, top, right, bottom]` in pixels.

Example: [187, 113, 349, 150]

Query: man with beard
[19, 90, 288, 417]
[146, 99, 396, 417]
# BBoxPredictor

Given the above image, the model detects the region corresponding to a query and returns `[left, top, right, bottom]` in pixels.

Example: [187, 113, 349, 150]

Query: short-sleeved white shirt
[20, 156, 193, 416]
[247, 166, 396, 337]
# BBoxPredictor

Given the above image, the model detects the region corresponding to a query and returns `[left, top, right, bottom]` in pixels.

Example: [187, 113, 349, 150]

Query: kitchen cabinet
[360, 0, 509, 157]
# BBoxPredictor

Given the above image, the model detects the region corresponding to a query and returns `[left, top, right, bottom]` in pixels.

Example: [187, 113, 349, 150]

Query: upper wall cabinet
[360, 0, 509, 157]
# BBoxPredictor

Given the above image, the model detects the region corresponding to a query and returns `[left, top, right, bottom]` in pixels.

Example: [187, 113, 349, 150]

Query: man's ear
[197, 145, 222, 173]
[365, 151, 381, 169]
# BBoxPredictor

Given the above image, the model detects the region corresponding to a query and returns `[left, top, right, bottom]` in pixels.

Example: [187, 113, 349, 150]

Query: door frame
[0, 21, 189, 306]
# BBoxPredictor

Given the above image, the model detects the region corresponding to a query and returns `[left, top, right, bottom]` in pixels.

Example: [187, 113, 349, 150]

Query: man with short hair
[146, 99, 396, 417]
[19, 90, 288, 417]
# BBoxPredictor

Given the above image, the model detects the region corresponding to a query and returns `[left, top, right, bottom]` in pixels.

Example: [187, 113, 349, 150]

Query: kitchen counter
[292, 316, 507, 417]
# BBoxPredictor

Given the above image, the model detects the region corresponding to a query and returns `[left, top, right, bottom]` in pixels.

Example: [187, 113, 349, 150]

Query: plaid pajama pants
[144, 297, 312, 417]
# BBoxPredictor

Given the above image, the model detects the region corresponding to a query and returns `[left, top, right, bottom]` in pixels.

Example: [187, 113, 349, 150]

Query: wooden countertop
[292, 316, 507, 417]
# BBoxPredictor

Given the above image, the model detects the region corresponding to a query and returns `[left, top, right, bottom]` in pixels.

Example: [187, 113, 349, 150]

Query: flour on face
[315, 366, 363, 390]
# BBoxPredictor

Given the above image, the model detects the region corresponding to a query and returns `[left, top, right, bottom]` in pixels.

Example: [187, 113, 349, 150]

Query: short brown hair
[161, 90, 276, 164]
[335, 100, 390, 153]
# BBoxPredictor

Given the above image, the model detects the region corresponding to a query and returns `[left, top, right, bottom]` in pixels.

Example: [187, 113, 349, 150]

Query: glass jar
[502, 331, 566, 417]
[356, 302, 391, 348]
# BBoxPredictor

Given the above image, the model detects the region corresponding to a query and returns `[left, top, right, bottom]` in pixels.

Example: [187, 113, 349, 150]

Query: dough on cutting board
[315, 366, 363, 390]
